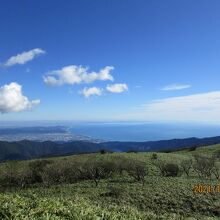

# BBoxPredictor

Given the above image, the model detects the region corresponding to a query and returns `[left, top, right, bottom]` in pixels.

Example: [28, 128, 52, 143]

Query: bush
[213, 150, 220, 159]
[100, 149, 107, 154]
[79, 159, 116, 186]
[125, 160, 148, 185]
[212, 165, 220, 179]
[113, 156, 131, 175]
[153, 160, 179, 177]
[161, 163, 180, 177]
[42, 160, 83, 185]
[151, 153, 158, 160]
[104, 185, 125, 198]
[28, 160, 53, 184]
[193, 154, 215, 179]
[189, 146, 197, 151]
[180, 159, 192, 177]
[0, 161, 34, 187]
[0, 161, 19, 186]
[152, 159, 165, 175]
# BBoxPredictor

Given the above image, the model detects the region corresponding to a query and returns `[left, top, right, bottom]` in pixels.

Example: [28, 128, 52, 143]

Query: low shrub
[104, 185, 125, 198]
[180, 159, 192, 177]
[161, 163, 180, 177]
[153, 160, 180, 177]
[151, 153, 158, 160]
[79, 159, 116, 186]
[193, 154, 216, 179]
[125, 160, 148, 185]
[28, 160, 53, 184]
[41, 160, 83, 185]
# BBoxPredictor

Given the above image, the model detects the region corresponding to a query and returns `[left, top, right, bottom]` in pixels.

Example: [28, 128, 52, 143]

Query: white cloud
[80, 87, 103, 98]
[44, 65, 114, 86]
[0, 82, 40, 113]
[161, 83, 191, 91]
[130, 91, 220, 123]
[106, 83, 128, 93]
[4, 48, 45, 67]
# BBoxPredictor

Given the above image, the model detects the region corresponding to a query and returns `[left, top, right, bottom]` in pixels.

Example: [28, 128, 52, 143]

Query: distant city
[0, 126, 101, 143]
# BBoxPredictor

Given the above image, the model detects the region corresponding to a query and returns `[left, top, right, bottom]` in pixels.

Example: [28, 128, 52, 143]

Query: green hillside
[1, 144, 220, 219]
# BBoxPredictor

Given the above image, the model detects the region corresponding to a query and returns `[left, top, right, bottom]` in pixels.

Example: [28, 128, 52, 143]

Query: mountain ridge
[1, 135, 220, 161]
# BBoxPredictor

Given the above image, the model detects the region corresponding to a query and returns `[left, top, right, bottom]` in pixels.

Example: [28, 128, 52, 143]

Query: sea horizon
[0, 121, 220, 142]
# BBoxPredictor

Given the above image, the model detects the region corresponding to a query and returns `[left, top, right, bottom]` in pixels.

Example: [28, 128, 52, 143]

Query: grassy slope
[1, 145, 220, 220]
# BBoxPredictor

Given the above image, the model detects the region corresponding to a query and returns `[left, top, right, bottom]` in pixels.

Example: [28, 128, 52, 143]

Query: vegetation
[193, 154, 216, 179]
[1, 144, 220, 219]
[1, 135, 220, 161]
[151, 153, 158, 160]
[180, 159, 193, 177]
[126, 159, 148, 185]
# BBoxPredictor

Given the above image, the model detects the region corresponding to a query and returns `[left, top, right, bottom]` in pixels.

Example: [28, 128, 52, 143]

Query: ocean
[69, 122, 220, 142]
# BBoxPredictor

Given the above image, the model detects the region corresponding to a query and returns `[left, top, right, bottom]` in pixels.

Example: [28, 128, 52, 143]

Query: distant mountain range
[1, 136, 220, 161]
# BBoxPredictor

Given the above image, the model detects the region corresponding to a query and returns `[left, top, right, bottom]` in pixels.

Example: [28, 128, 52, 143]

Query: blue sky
[0, 0, 220, 123]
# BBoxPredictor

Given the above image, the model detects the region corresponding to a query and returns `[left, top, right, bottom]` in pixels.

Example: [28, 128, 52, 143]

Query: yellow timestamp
[193, 184, 220, 193]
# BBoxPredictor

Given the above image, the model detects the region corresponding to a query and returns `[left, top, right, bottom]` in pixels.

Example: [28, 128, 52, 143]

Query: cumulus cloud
[161, 83, 191, 91]
[0, 82, 40, 113]
[130, 91, 220, 123]
[4, 48, 45, 67]
[44, 65, 114, 86]
[106, 83, 128, 93]
[80, 87, 103, 98]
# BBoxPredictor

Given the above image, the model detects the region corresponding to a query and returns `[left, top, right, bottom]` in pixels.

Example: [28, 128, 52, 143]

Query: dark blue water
[69, 123, 220, 142]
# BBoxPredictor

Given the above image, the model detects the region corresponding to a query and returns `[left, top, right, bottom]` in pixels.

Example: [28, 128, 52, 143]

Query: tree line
[0, 151, 219, 189]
